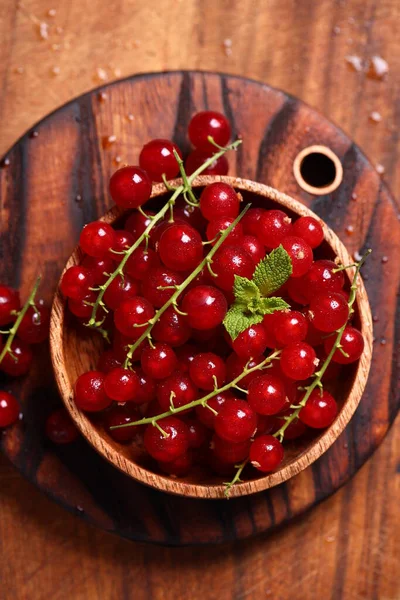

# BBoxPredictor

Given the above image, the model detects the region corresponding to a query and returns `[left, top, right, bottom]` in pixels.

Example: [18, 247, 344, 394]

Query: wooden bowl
[50, 176, 373, 499]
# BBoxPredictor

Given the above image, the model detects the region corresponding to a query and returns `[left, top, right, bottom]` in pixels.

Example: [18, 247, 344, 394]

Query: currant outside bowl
[50, 176, 373, 500]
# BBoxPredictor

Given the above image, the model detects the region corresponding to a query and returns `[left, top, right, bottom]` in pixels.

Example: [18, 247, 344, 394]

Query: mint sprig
[223, 245, 292, 340]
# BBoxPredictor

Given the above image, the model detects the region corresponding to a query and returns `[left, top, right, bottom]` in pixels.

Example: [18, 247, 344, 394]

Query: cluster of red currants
[58, 110, 365, 481]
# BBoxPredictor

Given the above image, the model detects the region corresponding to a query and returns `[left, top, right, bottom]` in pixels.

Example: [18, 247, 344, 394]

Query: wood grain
[0, 0, 400, 598]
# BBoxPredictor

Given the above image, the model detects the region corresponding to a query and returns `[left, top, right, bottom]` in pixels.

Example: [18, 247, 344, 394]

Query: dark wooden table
[1, 1, 399, 598]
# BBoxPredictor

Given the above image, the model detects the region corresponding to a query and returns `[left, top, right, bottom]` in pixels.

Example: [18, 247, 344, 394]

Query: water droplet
[369, 111, 382, 123]
[50, 66, 60, 76]
[15, 66, 25, 74]
[367, 56, 389, 80]
[75, 194, 83, 204]
[47, 8, 56, 17]
[97, 92, 108, 103]
[113, 156, 122, 166]
[223, 38, 232, 56]
[55, 25, 64, 34]
[114, 67, 122, 77]
[381, 255, 388, 263]
[380, 337, 387, 345]
[333, 25, 341, 35]
[354, 251, 362, 261]
[0, 157, 11, 168]
[95, 67, 108, 82]
[372, 315, 379, 323]
[376, 163, 385, 175]
[76, 505, 84, 513]
[348, 16, 356, 24]
[345, 55, 363, 72]
[351, 192, 358, 201]
[345, 225, 354, 235]
[38, 21, 49, 40]
[127, 113, 135, 121]
[325, 535, 336, 542]
[343, 442, 348, 449]
[29, 130, 39, 139]
[102, 135, 117, 149]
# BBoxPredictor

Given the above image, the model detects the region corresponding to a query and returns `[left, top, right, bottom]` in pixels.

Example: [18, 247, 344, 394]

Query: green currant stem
[0, 276, 41, 366]
[173, 149, 198, 206]
[87, 139, 242, 328]
[123, 203, 251, 368]
[112, 350, 281, 430]
[273, 249, 371, 442]
[224, 460, 248, 498]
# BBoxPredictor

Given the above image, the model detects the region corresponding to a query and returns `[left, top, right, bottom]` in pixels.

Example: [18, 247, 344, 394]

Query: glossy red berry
[195, 391, 234, 429]
[79, 221, 116, 259]
[226, 354, 264, 390]
[114, 297, 155, 338]
[248, 374, 287, 415]
[108, 230, 135, 263]
[299, 389, 338, 428]
[273, 310, 308, 347]
[212, 434, 250, 464]
[212, 245, 255, 291]
[0, 391, 20, 427]
[141, 342, 177, 380]
[103, 274, 140, 310]
[185, 149, 229, 176]
[125, 247, 159, 280]
[68, 291, 97, 319]
[104, 367, 140, 402]
[274, 410, 307, 440]
[18, 305, 50, 344]
[175, 344, 198, 373]
[45, 408, 79, 444]
[280, 342, 318, 380]
[0, 339, 33, 376]
[239, 235, 265, 265]
[103, 404, 140, 443]
[158, 451, 193, 476]
[241, 208, 266, 237]
[185, 418, 208, 448]
[134, 367, 157, 404]
[139, 139, 182, 182]
[287, 276, 309, 305]
[249, 435, 284, 472]
[281, 236, 313, 278]
[309, 292, 349, 332]
[230, 324, 268, 359]
[188, 111, 231, 150]
[215, 398, 257, 443]
[303, 260, 345, 299]
[257, 210, 292, 248]
[152, 306, 191, 347]
[199, 182, 240, 221]
[74, 370, 112, 412]
[174, 199, 207, 234]
[189, 352, 226, 391]
[0, 286, 20, 326]
[323, 325, 364, 364]
[262, 313, 280, 348]
[157, 372, 198, 411]
[97, 349, 122, 374]
[144, 417, 189, 462]
[124, 210, 155, 240]
[182, 285, 227, 330]
[206, 217, 243, 245]
[158, 222, 203, 272]
[60, 266, 95, 300]
[292, 216, 324, 249]
[82, 255, 114, 285]
[109, 166, 152, 209]
[142, 267, 184, 308]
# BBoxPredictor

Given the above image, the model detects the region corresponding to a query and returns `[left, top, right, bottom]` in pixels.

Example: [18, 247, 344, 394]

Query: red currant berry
[18, 305, 50, 344]
[124, 210, 155, 240]
[144, 417, 189, 461]
[184, 417, 208, 448]
[74, 370, 112, 412]
[68, 291, 97, 319]
[0, 339, 32, 376]
[79, 221, 116, 259]
[195, 391, 234, 428]
[103, 404, 140, 443]
[226, 354, 264, 390]
[185, 149, 229, 176]
[189, 352, 226, 391]
[239, 235, 265, 265]
[262, 313, 280, 348]
[97, 349, 122, 373]
[248, 374, 287, 415]
[210, 455, 236, 476]
[103, 275, 140, 310]
[206, 217, 243, 245]
[280, 342, 318, 380]
[182, 285, 227, 330]
[305, 316, 326, 346]
[257, 210, 292, 248]
[188, 111, 231, 150]
[0, 286, 20, 326]
[158, 223, 203, 272]
[60, 266, 95, 300]
[323, 325, 364, 364]
[292, 216, 324, 249]
[303, 260, 345, 299]
[320, 354, 342, 382]
[141, 342, 177, 380]
[134, 367, 157, 404]
[274, 310, 308, 347]
[174, 200, 207, 234]
[45, 408, 79, 444]
[82, 255, 114, 285]
[157, 372, 198, 411]
[241, 208, 266, 237]
[249, 435, 284, 472]
[114, 297, 155, 338]
[230, 324, 268, 359]
[287, 276, 309, 305]
[142, 267, 184, 308]
[112, 330, 145, 362]
[125, 247, 160, 280]
[158, 451, 193, 476]
[254, 414, 279, 436]
[109, 166, 152, 209]
[104, 367, 140, 402]
[108, 230, 135, 263]
[215, 398, 257, 443]
[152, 306, 191, 347]
[274, 410, 307, 440]
[212, 245, 255, 292]
[175, 343, 198, 372]
[199, 182, 239, 221]
[281, 236, 313, 278]
[299, 389, 338, 428]
[139, 139, 182, 182]
[212, 434, 250, 464]
[0, 391, 20, 427]
[309, 292, 349, 332]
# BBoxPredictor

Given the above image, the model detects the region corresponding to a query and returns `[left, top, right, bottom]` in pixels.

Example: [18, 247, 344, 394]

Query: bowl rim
[50, 176, 373, 499]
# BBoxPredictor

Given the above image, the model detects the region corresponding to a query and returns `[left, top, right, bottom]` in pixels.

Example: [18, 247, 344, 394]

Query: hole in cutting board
[293, 145, 343, 195]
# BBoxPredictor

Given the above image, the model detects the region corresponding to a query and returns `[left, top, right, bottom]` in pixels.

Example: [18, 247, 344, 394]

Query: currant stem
[0, 276, 41, 366]
[224, 460, 248, 498]
[112, 350, 281, 430]
[273, 249, 371, 441]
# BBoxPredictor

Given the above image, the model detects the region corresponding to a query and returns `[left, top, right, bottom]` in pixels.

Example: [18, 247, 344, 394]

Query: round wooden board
[0, 71, 399, 546]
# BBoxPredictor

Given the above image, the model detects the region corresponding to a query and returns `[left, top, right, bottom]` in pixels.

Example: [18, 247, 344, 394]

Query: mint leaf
[253, 246, 292, 296]
[233, 276, 260, 304]
[223, 305, 264, 340]
[259, 296, 290, 313]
